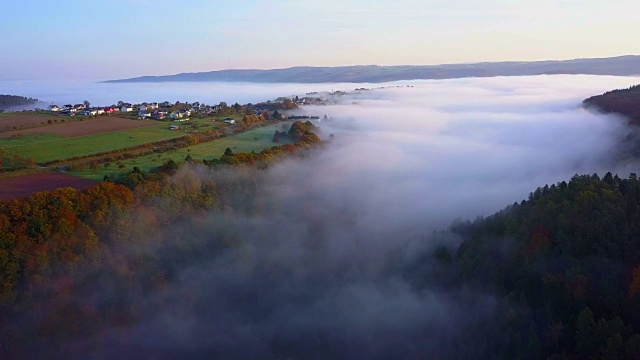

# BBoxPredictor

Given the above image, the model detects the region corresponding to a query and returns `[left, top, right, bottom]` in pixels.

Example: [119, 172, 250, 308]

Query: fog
[28, 75, 640, 357]
[0, 79, 369, 108]
[290, 75, 640, 230]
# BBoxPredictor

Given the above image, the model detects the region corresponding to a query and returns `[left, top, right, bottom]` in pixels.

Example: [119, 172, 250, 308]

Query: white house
[48, 105, 60, 112]
[144, 103, 158, 111]
[169, 111, 183, 120]
[83, 109, 98, 116]
[96, 109, 105, 115]
[121, 106, 133, 112]
[139, 104, 157, 111]
[138, 111, 151, 119]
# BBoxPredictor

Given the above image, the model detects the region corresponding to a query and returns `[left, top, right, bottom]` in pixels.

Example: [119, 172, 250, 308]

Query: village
[45, 94, 330, 125]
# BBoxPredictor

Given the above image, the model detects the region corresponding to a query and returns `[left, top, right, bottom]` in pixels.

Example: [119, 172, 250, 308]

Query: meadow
[0, 124, 186, 163]
[69, 122, 293, 180]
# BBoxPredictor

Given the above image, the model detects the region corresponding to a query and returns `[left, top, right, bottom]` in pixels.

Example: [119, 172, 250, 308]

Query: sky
[2, 0, 640, 80]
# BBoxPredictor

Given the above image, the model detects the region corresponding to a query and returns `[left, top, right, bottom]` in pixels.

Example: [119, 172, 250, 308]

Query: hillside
[105, 55, 640, 83]
[583, 84, 640, 122]
[433, 173, 640, 359]
[0, 94, 38, 110]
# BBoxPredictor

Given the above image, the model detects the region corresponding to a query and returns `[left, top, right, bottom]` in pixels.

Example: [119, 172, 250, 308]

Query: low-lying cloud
[56, 75, 640, 358]
[295, 75, 640, 230]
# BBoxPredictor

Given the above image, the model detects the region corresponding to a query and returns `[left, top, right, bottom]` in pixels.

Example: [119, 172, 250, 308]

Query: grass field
[69, 122, 293, 180]
[0, 124, 186, 162]
[0, 133, 64, 147]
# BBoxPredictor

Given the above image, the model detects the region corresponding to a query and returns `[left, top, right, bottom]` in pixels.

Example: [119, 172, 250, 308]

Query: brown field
[0, 116, 156, 138]
[0, 172, 96, 200]
[0, 113, 58, 132]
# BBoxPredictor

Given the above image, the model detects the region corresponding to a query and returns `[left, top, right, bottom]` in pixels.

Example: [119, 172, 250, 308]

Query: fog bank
[292, 75, 640, 231]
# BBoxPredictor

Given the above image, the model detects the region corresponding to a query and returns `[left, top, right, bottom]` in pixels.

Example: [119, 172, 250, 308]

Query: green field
[69, 122, 293, 180]
[0, 125, 186, 163]
[0, 133, 64, 147]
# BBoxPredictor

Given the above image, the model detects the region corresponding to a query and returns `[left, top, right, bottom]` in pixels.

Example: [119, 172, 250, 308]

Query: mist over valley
[3, 75, 640, 357]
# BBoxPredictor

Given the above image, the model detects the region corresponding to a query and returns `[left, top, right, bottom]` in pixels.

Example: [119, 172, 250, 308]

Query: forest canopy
[436, 173, 640, 359]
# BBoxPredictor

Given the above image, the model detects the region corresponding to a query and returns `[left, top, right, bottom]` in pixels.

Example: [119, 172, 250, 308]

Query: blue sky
[2, 0, 639, 80]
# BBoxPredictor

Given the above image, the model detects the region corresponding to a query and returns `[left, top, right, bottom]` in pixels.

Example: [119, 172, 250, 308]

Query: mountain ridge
[105, 55, 640, 83]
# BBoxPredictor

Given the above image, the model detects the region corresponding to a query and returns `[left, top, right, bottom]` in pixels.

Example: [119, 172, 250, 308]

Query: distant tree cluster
[235, 113, 263, 131]
[0, 94, 38, 110]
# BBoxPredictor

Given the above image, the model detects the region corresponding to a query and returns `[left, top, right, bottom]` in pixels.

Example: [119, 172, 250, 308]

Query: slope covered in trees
[583, 84, 640, 122]
[0, 122, 322, 358]
[431, 173, 640, 359]
[0, 94, 38, 110]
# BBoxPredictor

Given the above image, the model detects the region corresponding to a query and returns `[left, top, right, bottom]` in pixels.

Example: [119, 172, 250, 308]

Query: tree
[160, 159, 178, 173]
[83, 100, 91, 108]
[224, 147, 234, 156]
[576, 307, 596, 355]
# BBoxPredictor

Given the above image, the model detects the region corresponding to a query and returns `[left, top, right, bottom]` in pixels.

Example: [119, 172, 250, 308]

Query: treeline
[0, 149, 36, 171]
[583, 84, 640, 122]
[427, 173, 640, 359]
[0, 94, 38, 110]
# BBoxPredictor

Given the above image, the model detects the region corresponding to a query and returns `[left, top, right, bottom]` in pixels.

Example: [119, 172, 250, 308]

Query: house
[96, 109, 105, 115]
[152, 112, 166, 120]
[139, 103, 157, 111]
[74, 104, 85, 111]
[48, 105, 60, 112]
[121, 106, 133, 112]
[169, 111, 183, 120]
[104, 107, 117, 113]
[83, 109, 98, 116]
[63, 104, 73, 110]
[138, 111, 151, 119]
[223, 117, 235, 124]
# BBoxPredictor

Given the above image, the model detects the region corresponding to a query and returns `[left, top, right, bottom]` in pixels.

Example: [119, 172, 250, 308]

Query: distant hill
[583, 84, 640, 122]
[105, 55, 640, 84]
[0, 94, 38, 110]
